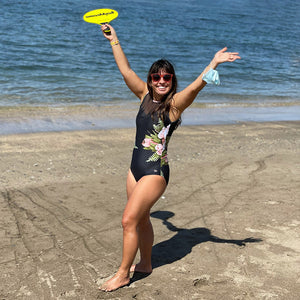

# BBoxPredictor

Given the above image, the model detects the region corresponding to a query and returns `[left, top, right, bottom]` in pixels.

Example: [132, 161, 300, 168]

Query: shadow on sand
[151, 210, 262, 268]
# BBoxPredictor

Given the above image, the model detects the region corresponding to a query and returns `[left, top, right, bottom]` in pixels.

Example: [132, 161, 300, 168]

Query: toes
[99, 283, 110, 292]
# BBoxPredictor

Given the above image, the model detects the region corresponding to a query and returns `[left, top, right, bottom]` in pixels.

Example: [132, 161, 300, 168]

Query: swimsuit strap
[141, 93, 150, 104]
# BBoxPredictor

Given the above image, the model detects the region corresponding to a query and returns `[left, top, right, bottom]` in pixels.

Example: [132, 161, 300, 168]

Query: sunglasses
[151, 73, 173, 83]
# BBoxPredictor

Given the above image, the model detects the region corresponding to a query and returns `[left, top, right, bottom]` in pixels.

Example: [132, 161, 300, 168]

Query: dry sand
[0, 121, 300, 300]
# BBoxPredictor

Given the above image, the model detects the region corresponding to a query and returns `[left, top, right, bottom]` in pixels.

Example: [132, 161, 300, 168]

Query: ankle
[116, 268, 130, 278]
[133, 262, 152, 273]
[138, 260, 152, 268]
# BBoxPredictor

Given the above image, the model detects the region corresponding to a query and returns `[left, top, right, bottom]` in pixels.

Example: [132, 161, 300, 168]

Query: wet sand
[1, 121, 300, 299]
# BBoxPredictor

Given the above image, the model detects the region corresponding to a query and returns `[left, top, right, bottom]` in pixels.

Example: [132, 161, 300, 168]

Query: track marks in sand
[0, 188, 112, 299]
[170, 155, 274, 228]
[9, 188, 98, 256]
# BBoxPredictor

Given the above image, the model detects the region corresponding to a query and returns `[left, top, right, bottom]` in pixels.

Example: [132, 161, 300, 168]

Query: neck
[152, 91, 164, 103]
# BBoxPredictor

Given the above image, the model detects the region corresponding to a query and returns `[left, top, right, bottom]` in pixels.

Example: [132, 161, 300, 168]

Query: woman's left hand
[213, 47, 241, 65]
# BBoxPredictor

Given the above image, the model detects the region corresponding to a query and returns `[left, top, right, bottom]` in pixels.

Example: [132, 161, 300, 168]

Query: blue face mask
[202, 68, 220, 85]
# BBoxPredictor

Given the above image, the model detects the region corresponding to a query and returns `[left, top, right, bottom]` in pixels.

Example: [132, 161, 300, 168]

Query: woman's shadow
[150, 211, 262, 268]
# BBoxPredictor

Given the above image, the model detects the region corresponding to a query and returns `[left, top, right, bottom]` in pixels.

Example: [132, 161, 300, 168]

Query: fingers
[101, 24, 110, 33]
[219, 47, 228, 53]
[230, 56, 241, 62]
[222, 48, 241, 62]
[218, 47, 240, 57]
[100, 25, 106, 34]
[101, 24, 114, 39]
[228, 53, 241, 61]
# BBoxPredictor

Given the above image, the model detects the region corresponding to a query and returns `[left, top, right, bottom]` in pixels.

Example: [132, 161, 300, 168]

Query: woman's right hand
[101, 24, 117, 42]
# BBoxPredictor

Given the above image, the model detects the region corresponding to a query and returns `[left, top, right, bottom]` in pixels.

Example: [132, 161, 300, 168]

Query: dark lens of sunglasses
[152, 74, 161, 82]
[163, 75, 172, 81]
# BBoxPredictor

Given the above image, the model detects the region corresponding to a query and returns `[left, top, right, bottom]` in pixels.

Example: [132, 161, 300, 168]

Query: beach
[1, 0, 299, 298]
[1, 121, 300, 299]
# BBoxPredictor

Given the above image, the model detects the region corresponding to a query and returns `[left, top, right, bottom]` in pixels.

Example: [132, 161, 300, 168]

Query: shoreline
[1, 121, 300, 299]
[0, 103, 300, 135]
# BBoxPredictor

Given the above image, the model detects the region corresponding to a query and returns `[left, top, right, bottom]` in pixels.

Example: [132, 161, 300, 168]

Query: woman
[99, 24, 240, 292]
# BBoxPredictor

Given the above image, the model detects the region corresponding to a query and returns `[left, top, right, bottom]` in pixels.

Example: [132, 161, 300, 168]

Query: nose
[159, 75, 169, 83]
[158, 77, 165, 83]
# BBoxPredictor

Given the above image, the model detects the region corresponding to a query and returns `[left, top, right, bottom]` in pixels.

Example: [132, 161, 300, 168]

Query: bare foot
[99, 273, 130, 292]
[130, 263, 152, 274]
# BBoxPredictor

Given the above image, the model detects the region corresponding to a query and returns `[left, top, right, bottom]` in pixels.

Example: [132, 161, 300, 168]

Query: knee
[121, 212, 150, 231]
[121, 213, 137, 231]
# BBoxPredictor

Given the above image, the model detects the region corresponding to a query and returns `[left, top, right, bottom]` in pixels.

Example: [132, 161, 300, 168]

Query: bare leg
[100, 172, 166, 292]
[129, 213, 154, 273]
[127, 171, 154, 273]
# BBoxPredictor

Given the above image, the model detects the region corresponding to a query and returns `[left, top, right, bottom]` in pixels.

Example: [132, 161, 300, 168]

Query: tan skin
[99, 24, 241, 292]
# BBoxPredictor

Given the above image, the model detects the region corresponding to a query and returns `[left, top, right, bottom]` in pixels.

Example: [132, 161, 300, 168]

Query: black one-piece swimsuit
[130, 94, 179, 185]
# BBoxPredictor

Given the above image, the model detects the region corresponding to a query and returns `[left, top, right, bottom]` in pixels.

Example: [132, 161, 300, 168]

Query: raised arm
[101, 24, 148, 100]
[173, 47, 241, 113]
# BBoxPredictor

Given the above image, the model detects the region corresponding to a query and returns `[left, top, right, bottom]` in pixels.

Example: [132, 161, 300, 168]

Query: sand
[0, 121, 300, 300]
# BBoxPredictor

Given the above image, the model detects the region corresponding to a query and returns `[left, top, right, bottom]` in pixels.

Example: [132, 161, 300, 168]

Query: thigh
[126, 169, 137, 200]
[123, 175, 166, 225]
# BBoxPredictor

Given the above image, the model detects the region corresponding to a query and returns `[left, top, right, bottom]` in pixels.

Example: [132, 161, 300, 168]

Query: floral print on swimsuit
[142, 118, 170, 167]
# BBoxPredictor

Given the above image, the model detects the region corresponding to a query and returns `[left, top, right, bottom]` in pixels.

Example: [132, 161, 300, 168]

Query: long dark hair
[142, 59, 178, 122]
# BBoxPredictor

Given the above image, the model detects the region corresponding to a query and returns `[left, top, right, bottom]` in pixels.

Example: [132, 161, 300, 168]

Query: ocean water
[0, 0, 299, 133]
